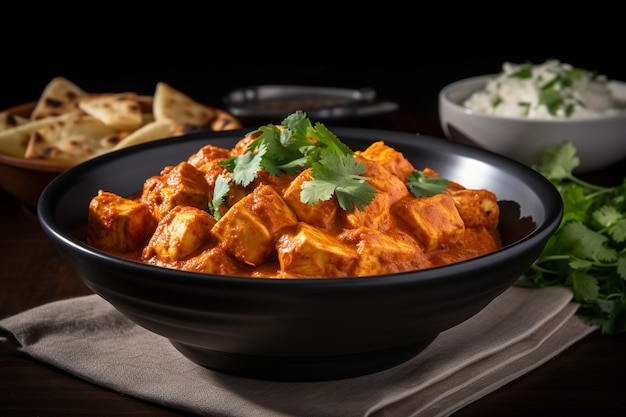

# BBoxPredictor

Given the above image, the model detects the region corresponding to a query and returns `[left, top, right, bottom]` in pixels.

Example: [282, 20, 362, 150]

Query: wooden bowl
[0, 102, 74, 207]
[0, 150, 73, 208]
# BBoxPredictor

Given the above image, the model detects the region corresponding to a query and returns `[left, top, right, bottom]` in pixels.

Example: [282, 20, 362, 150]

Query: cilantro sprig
[218, 111, 375, 211]
[300, 149, 376, 211]
[405, 170, 449, 197]
[517, 141, 626, 335]
[208, 174, 230, 220]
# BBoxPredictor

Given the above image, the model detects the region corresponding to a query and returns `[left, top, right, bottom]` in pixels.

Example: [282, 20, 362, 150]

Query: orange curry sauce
[87, 137, 501, 278]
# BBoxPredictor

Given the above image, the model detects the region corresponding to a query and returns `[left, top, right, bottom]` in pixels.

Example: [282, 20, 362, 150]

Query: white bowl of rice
[439, 60, 626, 173]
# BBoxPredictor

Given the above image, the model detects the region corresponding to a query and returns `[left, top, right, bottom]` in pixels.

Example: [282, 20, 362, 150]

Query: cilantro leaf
[610, 219, 626, 243]
[579, 298, 626, 335]
[558, 221, 617, 262]
[593, 206, 623, 229]
[559, 184, 594, 224]
[300, 149, 376, 211]
[539, 89, 565, 116]
[307, 122, 353, 155]
[218, 144, 267, 187]
[532, 141, 580, 183]
[570, 270, 600, 302]
[510, 66, 532, 79]
[405, 170, 449, 197]
[208, 174, 230, 220]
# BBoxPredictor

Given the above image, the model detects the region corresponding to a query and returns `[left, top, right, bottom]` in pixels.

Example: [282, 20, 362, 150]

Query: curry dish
[87, 126, 502, 278]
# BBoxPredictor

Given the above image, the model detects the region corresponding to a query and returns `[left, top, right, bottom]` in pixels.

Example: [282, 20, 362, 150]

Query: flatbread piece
[153, 82, 218, 126]
[0, 112, 78, 157]
[24, 115, 126, 163]
[2, 77, 241, 163]
[113, 119, 177, 150]
[30, 77, 87, 120]
[78, 92, 144, 130]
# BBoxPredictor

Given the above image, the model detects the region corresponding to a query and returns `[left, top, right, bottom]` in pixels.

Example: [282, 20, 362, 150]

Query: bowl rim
[439, 74, 626, 123]
[0, 151, 74, 171]
[38, 127, 564, 287]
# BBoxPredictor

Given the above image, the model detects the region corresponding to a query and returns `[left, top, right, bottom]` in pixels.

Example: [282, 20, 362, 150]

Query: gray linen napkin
[0, 286, 596, 417]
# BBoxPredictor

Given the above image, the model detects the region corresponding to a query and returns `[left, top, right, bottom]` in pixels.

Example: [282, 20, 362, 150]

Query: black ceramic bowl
[38, 127, 563, 381]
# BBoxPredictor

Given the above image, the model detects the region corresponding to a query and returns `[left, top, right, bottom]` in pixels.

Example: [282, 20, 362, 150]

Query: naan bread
[78, 92, 143, 130]
[0, 112, 77, 157]
[0, 111, 30, 156]
[153, 82, 219, 125]
[2, 77, 240, 163]
[153, 82, 241, 131]
[24, 115, 127, 163]
[0, 111, 29, 131]
[30, 77, 87, 120]
[113, 119, 177, 150]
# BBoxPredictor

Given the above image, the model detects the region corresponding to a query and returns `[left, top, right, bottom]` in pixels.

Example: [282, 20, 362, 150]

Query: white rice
[463, 60, 624, 119]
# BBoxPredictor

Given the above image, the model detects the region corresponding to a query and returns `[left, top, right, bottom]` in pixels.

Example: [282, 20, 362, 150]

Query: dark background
[3, 41, 624, 137]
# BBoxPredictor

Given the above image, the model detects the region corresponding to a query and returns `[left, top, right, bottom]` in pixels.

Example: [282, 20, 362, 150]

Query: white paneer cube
[211, 184, 298, 266]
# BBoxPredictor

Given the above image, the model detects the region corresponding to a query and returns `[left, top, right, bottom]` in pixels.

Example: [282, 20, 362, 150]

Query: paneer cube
[140, 161, 211, 220]
[181, 246, 249, 276]
[249, 169, 298, 196]
[282, 168, 338, 229]
[142, 205, 216, 262]
[356, 141, 416, 182]
[230, 132, 257, 156]
[210, 184, 298, 266]
[186, 144, 232, 185]
[339, 227, 432, 275]
[276, 222, 358, 277]
[357, 156, 409, 205]
[450, 189, 500, 231]
[340, 191, 391, 230]
[87, 190, 157, 253]
[392, 193, 465, 252]
[187, 144, 232, 169]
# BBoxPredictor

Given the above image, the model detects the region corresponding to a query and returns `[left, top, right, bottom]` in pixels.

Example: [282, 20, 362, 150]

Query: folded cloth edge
[369, 303, 594, 417]
[0, 286, 597, 417]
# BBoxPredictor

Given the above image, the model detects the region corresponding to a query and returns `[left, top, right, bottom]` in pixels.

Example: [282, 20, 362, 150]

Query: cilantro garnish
[217, 110, 375, 212]
[208, 174, 230, 220]
[214, 111, 454, 214]
[220, 144, 267, 187]
[510, 66, 533, 79]
[517, 141, 626, 335]
[301, 149, 376, 211]
[405, 170, 449, 197]
[539, 89, 565, 116]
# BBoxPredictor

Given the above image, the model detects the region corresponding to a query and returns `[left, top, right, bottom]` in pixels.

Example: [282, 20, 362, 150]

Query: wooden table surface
[1, 105, 625, 416]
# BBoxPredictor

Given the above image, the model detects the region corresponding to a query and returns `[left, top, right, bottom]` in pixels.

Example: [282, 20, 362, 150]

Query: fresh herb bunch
[210, 111, 449, 219]
[517, 141, 626, 335]
[217, 111, 376, 212]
